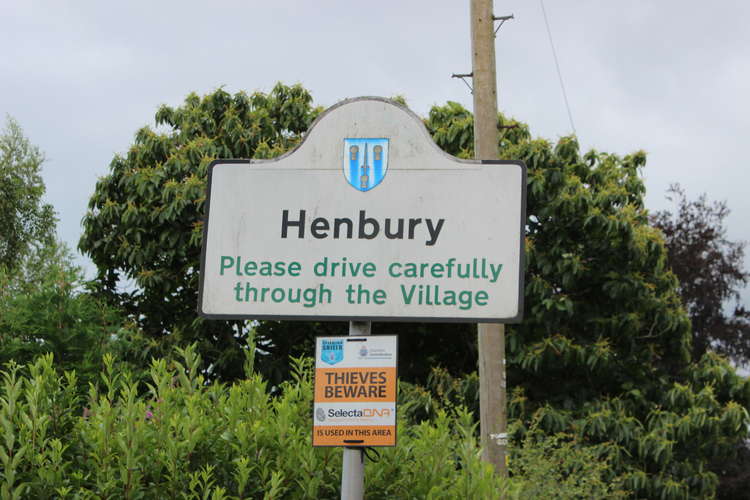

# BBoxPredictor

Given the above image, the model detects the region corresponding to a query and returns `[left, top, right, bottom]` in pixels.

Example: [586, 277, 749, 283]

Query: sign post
[312, 327, 397, 498]
[341, 321, 369, 500]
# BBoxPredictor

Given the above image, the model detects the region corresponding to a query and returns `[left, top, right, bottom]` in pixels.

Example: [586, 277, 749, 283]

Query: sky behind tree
[2, 0, 748, 306]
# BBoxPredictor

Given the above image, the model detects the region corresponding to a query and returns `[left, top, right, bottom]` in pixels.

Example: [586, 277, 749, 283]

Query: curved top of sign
[249, 96, 477, 170]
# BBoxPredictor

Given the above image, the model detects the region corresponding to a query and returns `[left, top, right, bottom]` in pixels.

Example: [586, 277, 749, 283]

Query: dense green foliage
[509, 418, 628, 499]
[0, 118, 145, 392]
[0, 346, 629, 499]
[0, 116, 56, 274]
[425, 101, 750, 499]
[79, 84, 326, 382]
[0, 247, 143, 391]
[651, 185, 750, 497]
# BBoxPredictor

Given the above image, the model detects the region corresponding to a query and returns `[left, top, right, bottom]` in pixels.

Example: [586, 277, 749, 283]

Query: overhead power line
[540, 0, 577, 136]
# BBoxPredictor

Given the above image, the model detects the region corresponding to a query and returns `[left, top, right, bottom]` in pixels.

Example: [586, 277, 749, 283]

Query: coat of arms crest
[343, 138, 389, 191]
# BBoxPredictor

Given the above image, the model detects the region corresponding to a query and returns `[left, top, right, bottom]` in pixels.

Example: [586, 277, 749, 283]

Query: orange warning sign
[313, 336, 397, 447]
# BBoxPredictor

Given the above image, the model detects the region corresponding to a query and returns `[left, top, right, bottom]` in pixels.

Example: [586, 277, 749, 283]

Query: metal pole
[471, 0, 508, 476]
[341, 321, 370, 500]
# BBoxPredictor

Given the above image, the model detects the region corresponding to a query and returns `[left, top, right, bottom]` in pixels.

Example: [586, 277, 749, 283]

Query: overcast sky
[2, 1, 748, 306]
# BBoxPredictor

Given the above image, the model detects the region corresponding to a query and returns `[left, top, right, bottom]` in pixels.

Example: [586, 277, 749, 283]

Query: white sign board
[199, 97, 525, 322]
[313, 335, 397, 447]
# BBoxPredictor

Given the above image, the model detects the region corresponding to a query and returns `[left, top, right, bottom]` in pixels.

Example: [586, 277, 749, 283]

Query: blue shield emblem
[343, 138, 389, 191]
[321, 339, 344, 365]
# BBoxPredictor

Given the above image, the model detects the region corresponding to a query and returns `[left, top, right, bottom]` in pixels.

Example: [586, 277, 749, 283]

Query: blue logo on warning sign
[344, 138, 389, 191]
[321, 339, 344, 365]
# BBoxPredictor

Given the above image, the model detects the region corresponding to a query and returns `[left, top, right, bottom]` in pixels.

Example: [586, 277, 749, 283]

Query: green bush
[508, 416, 628, 499]
[0, 346, 512, 499]
[0, 344, 635, 499]
[0, 242, 155, 392]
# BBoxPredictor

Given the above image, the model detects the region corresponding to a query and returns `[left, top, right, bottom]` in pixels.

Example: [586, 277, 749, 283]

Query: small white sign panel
[199, 98, 525, 322]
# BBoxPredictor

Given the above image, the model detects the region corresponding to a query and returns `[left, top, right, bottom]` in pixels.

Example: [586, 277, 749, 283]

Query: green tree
[0, 116, 145, 389]
[651, 185, 750, 366]
[0, 241, 145, 390]
[79, 84, 326, 382]
[426, 100, 750, 499]
[651, 186, 750, 499]
[0, 116, 56, 273]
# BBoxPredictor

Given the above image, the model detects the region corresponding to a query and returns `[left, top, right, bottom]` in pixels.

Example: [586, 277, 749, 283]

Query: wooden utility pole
[471, 0, 507, 476]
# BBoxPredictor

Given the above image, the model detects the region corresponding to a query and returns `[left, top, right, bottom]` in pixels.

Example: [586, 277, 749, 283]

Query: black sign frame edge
[197, 159, 526, 324]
